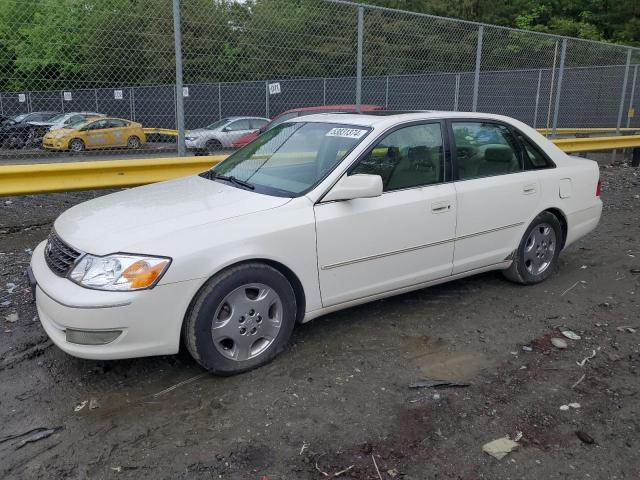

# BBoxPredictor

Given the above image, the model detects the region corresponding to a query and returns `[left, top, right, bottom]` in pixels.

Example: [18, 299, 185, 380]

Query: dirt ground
[0, 159, 639, 479]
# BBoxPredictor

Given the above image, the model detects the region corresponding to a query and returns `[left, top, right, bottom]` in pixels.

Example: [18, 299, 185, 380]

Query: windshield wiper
[200, 170, 254, 190]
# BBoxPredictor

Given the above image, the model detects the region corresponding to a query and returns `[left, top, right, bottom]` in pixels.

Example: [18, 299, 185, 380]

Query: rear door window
[451, 122, 522, 180]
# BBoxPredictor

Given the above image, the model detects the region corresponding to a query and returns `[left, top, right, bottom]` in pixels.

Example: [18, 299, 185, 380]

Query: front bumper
[30, 241, 203, 360]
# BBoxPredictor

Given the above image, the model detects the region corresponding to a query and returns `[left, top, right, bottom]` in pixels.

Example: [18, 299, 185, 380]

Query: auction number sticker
[325, 127, 367, 139]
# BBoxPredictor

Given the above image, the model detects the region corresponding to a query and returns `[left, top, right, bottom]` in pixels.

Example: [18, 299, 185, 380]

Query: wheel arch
[183, 258, 307, 329]
[542, 207, 568, 250]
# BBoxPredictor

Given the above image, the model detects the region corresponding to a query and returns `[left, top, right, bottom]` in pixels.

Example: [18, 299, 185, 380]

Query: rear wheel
[127, 136, 141, 149]
[503, 211, 562, 284]
[69, 138, 85, 152]
[183, 263, 297, 375]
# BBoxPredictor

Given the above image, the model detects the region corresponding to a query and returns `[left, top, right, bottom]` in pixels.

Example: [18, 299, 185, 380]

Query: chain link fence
[1, 0, 639, 162]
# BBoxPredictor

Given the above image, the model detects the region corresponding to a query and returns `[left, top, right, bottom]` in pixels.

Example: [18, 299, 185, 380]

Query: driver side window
[226, 119, 251, 131]
[350, 123, 444, 192]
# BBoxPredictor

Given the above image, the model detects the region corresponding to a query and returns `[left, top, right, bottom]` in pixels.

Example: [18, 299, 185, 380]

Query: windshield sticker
[325, 127, 367, 139]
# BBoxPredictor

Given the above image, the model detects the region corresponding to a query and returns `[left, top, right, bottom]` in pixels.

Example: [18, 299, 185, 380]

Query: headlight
[69, 254, 171, 291]
[185, 136, 197, 141]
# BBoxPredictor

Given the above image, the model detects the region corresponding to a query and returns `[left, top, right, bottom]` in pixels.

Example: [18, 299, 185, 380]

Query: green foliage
[0, 0, 637, 92]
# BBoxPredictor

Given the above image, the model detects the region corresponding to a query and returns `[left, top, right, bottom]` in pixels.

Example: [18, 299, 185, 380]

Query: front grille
[45, 232, 82, 277]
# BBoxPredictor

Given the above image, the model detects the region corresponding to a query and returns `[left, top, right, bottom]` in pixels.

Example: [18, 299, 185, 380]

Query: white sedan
[29, 112, 602, 375]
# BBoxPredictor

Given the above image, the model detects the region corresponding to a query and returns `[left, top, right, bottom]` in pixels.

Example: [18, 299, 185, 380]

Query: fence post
[626, 65, 638, 128]
[94, 89, 99, 113]
[265, 81, 270, 118]
[218, 83, 222, 120]
[454, 74, 460, 111]
[616, 49, 632, 133]
[551, 39, 567, 138]
[533, 69, 542, 128]
[385, 75, 389, 109]
[472, 25, 483, 112]
[355, 6, 364, 113]
[130, 87, 136, 121]
[172, 0, 186, 156]
[323, 78, 327, 106]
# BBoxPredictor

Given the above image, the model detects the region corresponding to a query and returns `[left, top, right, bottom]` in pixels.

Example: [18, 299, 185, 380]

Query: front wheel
[127, 136, 141, 149]
[205, 139, 222, 155]
[183, 263, 297, 375]
[503, 211, 562, 284]
[69, 138, 85, 152]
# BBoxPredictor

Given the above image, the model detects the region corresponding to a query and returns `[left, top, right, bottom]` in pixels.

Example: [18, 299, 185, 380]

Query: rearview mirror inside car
[323, 174, 383, 202]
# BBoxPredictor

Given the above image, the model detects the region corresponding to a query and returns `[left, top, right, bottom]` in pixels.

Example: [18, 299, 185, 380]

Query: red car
[231, 104, 384, 148]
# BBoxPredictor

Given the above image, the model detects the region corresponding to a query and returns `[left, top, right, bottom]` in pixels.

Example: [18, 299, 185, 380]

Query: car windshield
[208, 122, 370, 197]
[47, 113, 69, 123]
[205, 118, 232, 130]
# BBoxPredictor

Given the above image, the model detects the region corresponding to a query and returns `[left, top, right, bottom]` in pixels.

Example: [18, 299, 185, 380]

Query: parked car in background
[0, 111, 59, 149]
[231, 104, 385, 148]
[185, 117, 269, 154]
[28, 111, 106, 146]
[43, 117, 145, 152]
[32, 111, 106, 131]
[29, 111, 602, 375]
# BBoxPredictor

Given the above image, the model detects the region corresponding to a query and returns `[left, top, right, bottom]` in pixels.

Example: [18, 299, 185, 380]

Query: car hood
[54, 175, 291, 255]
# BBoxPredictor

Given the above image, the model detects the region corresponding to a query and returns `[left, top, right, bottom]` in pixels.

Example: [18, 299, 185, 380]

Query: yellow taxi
[43, 117, 146, 152]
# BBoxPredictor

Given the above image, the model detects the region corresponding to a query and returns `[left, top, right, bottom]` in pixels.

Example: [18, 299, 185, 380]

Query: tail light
[596, 179, 601, 197]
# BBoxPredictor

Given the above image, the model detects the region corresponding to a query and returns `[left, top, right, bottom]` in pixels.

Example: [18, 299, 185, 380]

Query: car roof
[287, 111, 522, 128]
[224, 116, 269, 120]
[278, 104, 384, 116]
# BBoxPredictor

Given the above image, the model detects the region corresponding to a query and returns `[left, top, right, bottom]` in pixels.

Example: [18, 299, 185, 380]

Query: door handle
[431, 201, 451, 213]
[522, 184, 537, 194]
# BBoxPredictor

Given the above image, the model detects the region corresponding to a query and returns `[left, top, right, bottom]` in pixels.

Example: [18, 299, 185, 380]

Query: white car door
[314, 122, 457, 307]
[450, 120, 541, 274]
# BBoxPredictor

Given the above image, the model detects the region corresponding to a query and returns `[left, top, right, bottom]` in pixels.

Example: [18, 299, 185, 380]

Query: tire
[503, 211, 562, 285]
[69, 138, 85, 152]
[205, 139, 222, 155]
[127, 136, 141, 149]
[183, 263, 297, 375]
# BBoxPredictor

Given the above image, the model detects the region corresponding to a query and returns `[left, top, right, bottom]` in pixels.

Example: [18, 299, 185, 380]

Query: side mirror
[222, 127, 231, 132]
[323, 174, 383, 202]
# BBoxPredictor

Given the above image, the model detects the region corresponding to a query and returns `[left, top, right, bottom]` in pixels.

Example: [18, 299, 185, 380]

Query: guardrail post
[172, 0, 186, 156]
[551, 39, 567, 138]
[472, 25, 483, 112]
[616, 49, 632, 133]
[355, 6, 364, 113]
[632, 148, 640, 167]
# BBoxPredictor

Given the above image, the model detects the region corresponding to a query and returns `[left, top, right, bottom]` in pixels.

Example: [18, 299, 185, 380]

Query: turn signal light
[596, 179, 601, 197]
[122, 260, 169, 289]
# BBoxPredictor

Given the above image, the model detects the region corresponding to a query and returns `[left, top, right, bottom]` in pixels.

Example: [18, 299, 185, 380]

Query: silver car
[185, 116, 269, 153]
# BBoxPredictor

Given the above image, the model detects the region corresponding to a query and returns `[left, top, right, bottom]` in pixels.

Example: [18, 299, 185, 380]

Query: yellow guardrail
[143, 128, 180, 136]
[553, 134, 640, 153]
[0, 156, 226, 196]
[1, 135, 640, 196]
[537, 127, 640, 135]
